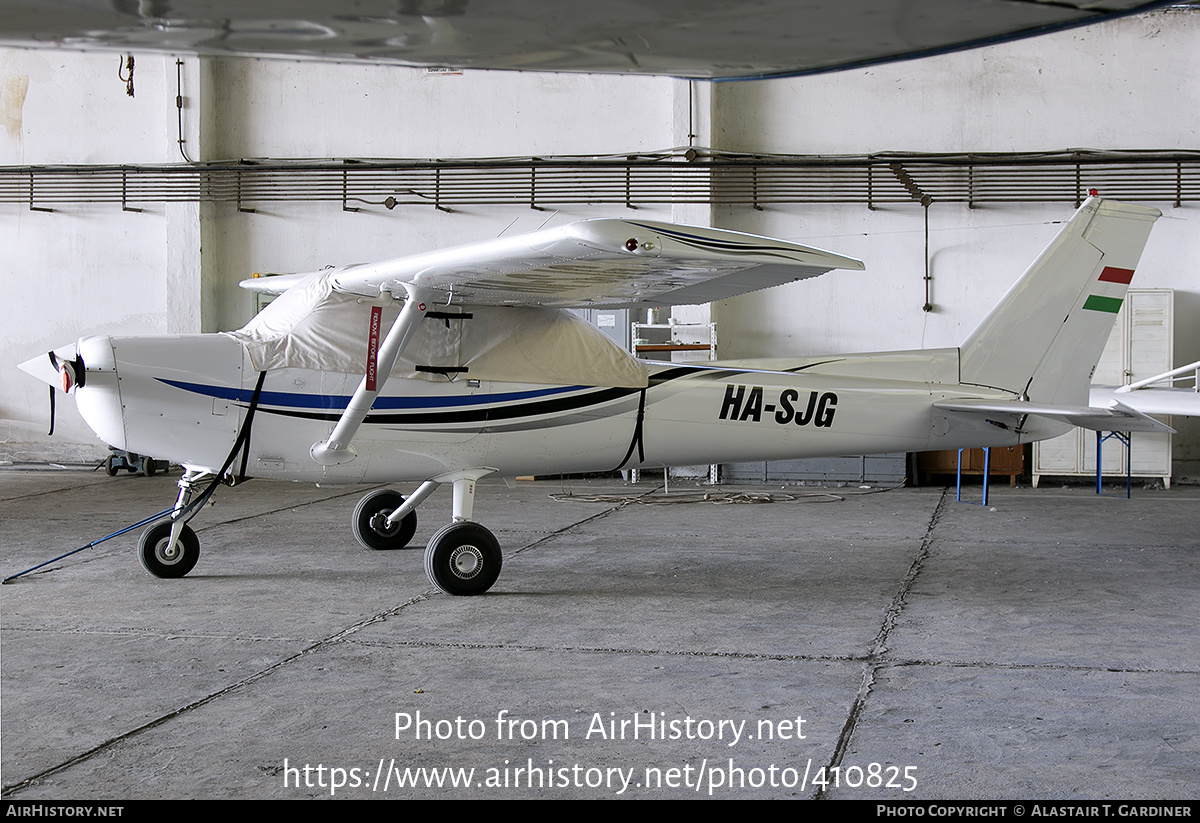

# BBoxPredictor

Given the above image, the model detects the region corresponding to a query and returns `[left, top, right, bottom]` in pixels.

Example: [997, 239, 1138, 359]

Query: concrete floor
[1, 468, 1197, 800]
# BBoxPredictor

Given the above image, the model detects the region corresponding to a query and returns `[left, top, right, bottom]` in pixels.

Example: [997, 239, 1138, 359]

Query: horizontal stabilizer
[934, 398, 1174, 434]
[1092, 385, 1200, 418]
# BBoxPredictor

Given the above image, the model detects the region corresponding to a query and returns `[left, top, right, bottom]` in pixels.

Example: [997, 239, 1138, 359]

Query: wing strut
[311, 285, 435, 465]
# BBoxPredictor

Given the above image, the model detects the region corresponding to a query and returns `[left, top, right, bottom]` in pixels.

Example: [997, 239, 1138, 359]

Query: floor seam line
[814, 486, 948, 799]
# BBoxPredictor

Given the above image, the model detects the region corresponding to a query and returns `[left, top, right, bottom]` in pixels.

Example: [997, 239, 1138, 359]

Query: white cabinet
[1033, 289, 1173, 487]
[631, 322, 717, 362]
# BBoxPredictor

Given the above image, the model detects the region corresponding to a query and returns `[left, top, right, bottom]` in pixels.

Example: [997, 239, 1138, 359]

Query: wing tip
[238, 272, 312, 295]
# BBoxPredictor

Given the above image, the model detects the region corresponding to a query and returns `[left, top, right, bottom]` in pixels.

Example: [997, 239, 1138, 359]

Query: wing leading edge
[240, 219, 864, 307]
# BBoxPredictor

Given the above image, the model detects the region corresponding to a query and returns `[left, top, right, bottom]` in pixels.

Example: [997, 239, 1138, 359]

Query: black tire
[104, 457, 118, 477]
[352, 489, 417, 550]
[144, 458, 156, 477]
[424, 522, 502, 596]
[138, 522, 200, 578]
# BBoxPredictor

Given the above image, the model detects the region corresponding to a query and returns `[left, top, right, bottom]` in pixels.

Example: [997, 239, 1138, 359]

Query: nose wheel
[138, 522, 200, 578]
[424, 522, 502, 596]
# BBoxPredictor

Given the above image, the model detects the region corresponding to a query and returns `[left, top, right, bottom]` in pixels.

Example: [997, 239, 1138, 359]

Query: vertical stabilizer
[959, 198, 1160, 405]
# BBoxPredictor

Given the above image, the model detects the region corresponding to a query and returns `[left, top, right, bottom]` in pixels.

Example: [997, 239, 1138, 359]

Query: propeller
[18, 347, 87, 437]
[47, 352, 57, 436]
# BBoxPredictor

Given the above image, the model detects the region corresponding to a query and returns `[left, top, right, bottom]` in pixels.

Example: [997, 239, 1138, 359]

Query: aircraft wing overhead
[322, 219, 865, 309]
[0, 1, 1170, 80]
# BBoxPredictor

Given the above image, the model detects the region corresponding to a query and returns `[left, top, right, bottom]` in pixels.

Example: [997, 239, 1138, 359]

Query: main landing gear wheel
[353, 489, 417, 550]
[424, 522, 502, 596]
[138, 522, 200, 578]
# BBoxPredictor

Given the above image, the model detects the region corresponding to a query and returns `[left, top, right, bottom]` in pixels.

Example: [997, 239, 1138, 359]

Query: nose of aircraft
[17, 336, 127, 450]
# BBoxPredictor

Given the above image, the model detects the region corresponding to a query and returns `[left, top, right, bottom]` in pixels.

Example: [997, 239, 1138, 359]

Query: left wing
[239, 271, 315, 295]
[241, 219, 863, 307]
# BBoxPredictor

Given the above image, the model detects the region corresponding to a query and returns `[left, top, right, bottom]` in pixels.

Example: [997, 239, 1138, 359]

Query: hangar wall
[1, 52, 204, 460]
[707, 8, 1199, 479]
[2, 9, 1197, 478]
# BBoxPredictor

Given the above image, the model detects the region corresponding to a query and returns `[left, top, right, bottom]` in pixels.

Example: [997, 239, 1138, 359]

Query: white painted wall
[715, 9, 1199, 154]
[3, 9, 1197, 478]
[203, 62, 678, 160]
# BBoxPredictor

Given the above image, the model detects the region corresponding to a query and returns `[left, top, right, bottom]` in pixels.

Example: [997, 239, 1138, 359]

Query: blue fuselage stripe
[156, 378, 587, 411]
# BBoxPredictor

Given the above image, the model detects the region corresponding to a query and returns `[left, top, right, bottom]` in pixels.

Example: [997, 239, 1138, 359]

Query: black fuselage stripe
[251, 366, 709, 426]
[256, 385, 639, 425]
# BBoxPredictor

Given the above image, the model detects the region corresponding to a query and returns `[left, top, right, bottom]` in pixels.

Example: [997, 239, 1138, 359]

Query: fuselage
[69, 332, 1069, 483]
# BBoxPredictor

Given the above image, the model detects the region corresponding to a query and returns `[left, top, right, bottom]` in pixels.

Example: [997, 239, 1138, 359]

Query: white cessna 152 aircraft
[19, 196, 1169, 595]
